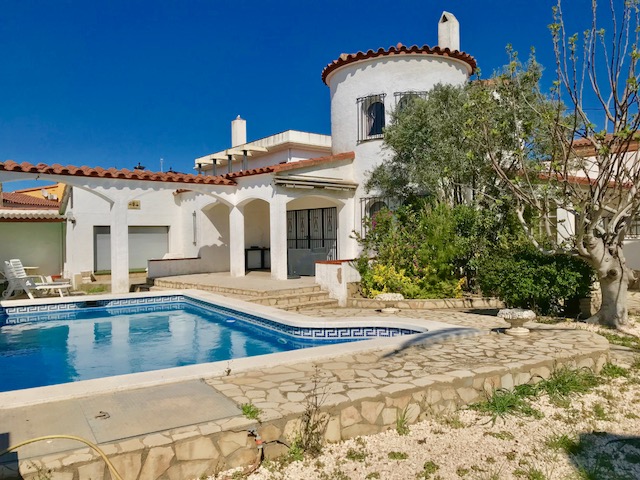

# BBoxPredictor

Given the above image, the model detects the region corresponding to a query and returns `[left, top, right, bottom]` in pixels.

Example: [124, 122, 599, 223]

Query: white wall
[315, 260, 361, 306]
[624, 239, 640, 270]
[65, 186, 182, 277]
[244, 200, 270, 248]
[199, 202, 231, 272]
[327, 54, 470, 246]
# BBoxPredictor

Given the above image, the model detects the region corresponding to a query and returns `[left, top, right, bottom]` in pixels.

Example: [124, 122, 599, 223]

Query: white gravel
[208, 321, 640, 480]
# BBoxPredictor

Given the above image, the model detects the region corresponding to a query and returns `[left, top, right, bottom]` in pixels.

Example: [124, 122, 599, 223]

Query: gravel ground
[209, 320, 640, 480]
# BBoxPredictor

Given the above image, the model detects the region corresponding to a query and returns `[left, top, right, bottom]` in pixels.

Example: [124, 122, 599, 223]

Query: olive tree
[478, 0, 640, 327]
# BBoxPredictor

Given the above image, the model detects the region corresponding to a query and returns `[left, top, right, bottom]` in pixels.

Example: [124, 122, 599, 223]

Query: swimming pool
[0, 293, 422, 393]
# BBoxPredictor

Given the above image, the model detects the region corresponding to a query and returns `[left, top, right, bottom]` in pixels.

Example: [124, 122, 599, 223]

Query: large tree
[370, 0, 640, 328]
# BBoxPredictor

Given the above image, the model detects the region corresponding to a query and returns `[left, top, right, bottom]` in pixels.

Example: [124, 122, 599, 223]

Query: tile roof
[571, 137, 640, 154]
[321, 43, 477, 84]
[222, 152, 355, 180]
[1, 153, 355, 195]
[0, 161, 236, 186]
[1, 191, 60, 209]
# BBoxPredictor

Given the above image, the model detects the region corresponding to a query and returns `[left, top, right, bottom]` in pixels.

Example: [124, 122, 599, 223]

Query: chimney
[231, 115, 246, 147]
[438, 11, 460, 51]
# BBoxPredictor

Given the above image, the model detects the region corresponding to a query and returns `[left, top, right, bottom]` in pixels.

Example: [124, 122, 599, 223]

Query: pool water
[0, 302, 333, 392]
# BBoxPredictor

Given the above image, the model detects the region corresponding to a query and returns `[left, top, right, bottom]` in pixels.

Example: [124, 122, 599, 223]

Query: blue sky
[1, 0, 596, 188]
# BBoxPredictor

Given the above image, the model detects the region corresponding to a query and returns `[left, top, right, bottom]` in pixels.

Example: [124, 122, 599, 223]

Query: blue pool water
[0, 296, 420, 392]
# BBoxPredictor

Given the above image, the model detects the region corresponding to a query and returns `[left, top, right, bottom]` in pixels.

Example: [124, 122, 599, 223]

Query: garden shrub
[355, 202, 464, 299]
[476, 246, 593, 315]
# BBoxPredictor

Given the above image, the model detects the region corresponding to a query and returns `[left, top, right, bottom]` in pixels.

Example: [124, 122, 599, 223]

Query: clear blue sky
[1, 0, 595, 185]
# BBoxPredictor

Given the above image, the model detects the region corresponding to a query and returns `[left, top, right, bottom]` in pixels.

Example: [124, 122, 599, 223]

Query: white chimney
[438, 11, 460, 51]
[231, 115, 246, 147]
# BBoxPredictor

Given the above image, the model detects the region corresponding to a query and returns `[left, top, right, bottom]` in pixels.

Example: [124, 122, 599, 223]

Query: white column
[269, 198, 288, 280]
[229, 205, 245, 277]
[110, 200, 130, 293]
[339, 200, 358, 260]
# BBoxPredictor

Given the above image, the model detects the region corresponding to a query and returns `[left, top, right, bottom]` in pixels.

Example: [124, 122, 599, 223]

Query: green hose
[0, 434, 123, 480]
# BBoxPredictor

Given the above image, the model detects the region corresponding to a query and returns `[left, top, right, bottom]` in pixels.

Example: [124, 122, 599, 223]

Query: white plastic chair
[2, 259, 72, 299]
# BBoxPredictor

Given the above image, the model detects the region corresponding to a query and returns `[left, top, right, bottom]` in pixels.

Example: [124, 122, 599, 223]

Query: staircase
[247, 285, 338, 311]
[151, 278, 339, 311]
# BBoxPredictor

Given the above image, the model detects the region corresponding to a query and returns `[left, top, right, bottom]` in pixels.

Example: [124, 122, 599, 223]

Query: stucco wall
[327, 54, 469, 252]
[0, 222, 64, 277]
[328, 55, 469, 169]
[315, 260, 360, 306]
[65, 187, 182, 278]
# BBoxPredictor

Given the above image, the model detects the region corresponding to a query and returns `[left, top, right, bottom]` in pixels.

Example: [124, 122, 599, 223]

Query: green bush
[477, 246, 593, 315]
[355, 203, 463, 299]
[354, 200, 524, 299]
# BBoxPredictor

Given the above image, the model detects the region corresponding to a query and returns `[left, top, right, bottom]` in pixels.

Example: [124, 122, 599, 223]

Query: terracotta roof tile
[272, 151, 355, 172]
[1, 191, 60, 209]
[570, 136, 640, 155]
[322, 44, 477, 84]
[221, 152, 355, 180]
[0, 161, 237, 186]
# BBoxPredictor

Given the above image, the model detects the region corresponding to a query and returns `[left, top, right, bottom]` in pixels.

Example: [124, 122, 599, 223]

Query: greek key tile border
[1, 294, 419, 341]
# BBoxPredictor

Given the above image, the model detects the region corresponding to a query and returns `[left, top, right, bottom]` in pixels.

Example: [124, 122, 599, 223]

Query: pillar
[110, 200, 130, 293]
[229, 205, 245, 277]
[269, 198, 288, 280]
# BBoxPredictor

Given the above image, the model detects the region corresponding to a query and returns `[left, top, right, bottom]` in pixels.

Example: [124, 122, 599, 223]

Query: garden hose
[0, 434, 123, 480]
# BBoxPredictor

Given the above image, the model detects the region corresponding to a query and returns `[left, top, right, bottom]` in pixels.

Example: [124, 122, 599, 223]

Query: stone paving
[205, 323, 608, 419]
[1, 306, 612, 480]
[0, 276, 624, 480]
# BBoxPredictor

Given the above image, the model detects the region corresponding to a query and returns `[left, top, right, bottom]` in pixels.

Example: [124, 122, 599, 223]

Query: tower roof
[321, 43, 477, 85]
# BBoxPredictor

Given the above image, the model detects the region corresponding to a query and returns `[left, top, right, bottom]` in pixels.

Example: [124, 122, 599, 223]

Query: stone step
[280, 298, 340, 311]
[248, 290, 332, 307]
[150, 279, 322, 300]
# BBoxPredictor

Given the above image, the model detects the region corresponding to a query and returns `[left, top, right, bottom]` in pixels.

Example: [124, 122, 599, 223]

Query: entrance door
[286, 207, 337, 260]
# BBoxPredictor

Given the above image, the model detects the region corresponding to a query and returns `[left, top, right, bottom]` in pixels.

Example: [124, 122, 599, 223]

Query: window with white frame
[357, 94, 386, 142]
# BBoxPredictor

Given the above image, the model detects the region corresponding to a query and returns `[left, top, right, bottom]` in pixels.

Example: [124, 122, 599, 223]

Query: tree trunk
[584, 236, 634, 328]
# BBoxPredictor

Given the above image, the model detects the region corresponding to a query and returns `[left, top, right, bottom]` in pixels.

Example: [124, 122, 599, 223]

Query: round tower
[321, 11, 476, 188]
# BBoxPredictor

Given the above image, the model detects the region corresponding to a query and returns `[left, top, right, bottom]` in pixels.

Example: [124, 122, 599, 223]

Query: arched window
[369, 200, 387, 218]
[357, 94, 386, 142]
[367, 101, 385, 136]
[394, 91, 428, 113]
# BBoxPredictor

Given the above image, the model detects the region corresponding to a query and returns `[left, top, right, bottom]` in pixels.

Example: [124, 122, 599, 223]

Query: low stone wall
[7, 342, 608, 480]
[347, 296, 504, 310]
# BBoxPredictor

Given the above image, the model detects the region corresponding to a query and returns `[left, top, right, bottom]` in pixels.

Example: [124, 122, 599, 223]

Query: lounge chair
[2, 259, 72, 299]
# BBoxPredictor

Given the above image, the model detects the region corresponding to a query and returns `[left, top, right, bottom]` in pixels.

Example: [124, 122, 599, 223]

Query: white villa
[0, 13, 476, 294]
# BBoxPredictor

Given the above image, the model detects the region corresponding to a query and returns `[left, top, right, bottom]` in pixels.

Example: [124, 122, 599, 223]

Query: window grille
[359, 196, 403, 235]
[357, 94, 386, 142]
[286, 207, 338, 260]
[627, 218, 640, 238]
[393, 91, 428, 112]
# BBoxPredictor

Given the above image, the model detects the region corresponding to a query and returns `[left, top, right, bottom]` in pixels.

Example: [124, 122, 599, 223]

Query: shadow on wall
[198, 244, 230, 273]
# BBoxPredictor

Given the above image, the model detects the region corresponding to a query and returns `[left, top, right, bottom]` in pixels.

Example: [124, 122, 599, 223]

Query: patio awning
[273, 175, 358, 191]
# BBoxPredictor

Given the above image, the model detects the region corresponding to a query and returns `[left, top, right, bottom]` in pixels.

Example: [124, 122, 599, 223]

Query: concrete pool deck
[0, 297, 612, 480]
